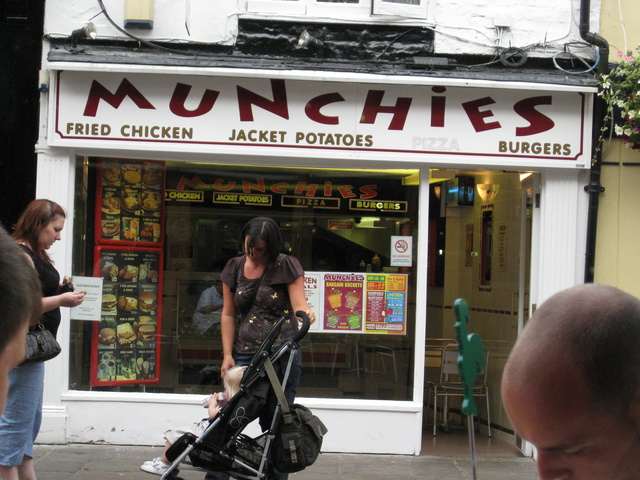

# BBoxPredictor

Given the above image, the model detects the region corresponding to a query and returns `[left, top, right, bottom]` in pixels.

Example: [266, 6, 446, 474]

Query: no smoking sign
[391, 236, 413, 267]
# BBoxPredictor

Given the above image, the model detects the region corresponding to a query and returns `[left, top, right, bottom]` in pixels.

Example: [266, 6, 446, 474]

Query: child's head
[223, 366, 245, 398]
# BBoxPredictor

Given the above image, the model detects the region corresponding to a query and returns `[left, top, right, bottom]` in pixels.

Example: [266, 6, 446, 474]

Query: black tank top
[20, 245, 62, 338]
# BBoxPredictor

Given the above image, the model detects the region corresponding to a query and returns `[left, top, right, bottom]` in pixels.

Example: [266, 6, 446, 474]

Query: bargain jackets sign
[50, 70, 594, 167]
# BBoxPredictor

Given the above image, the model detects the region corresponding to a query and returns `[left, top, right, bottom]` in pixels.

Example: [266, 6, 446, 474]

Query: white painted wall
[43, 0, 601, 57]
[44, 0, 239, 45]
[429, 0, 599, 56]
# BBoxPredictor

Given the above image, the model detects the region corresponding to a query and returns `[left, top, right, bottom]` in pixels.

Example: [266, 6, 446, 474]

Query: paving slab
[31, 444, 539, 480]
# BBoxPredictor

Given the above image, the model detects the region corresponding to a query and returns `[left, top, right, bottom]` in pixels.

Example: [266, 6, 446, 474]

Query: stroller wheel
[165, 468, 183, 479]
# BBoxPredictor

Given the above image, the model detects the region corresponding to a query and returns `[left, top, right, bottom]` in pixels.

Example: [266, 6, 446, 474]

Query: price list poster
[364, 274, 408, 335]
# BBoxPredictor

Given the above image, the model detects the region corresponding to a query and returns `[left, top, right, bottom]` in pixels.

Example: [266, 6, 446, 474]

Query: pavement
[33, 443, 540, 480]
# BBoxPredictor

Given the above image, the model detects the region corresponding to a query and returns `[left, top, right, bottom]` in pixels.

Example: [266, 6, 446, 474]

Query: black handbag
[22, 324, 62, 364]
[272, 404, 327, 473]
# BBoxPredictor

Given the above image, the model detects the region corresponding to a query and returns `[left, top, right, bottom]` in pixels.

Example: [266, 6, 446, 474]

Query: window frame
[372, 0, 427, 19]
[245, 0, 428, 23]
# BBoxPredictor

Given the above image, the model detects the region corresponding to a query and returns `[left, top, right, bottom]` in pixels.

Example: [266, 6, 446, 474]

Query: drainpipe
[579, 0, 609, 283]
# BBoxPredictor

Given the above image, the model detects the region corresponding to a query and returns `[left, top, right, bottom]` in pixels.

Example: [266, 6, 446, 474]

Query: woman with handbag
[205, 216, 315, 480]
[0, 199, 85, 480]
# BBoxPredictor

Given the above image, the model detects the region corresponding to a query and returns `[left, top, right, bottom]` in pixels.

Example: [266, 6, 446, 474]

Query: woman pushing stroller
[143, 217, 315, 479]
[204, 217, 315, 480]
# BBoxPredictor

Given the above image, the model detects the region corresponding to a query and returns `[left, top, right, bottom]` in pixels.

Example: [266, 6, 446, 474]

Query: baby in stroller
[141, 366, 245, 476]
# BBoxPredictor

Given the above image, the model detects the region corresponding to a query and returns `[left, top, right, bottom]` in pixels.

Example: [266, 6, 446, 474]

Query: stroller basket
[161, 311, 325, 480]
[173, 432, 266, 474]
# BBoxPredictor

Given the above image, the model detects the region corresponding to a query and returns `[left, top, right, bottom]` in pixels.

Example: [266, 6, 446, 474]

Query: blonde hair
[224, 366, 245, 398]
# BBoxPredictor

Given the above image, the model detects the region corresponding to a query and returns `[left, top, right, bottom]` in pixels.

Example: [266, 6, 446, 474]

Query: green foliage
[600, 48, 640, 150]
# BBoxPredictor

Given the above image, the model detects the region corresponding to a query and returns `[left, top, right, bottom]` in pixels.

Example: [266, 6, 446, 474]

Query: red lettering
[271, 182, 288, 194]
[83, 79, 155, 117]
[242, 178, 266, 193]
[176, 176, 208, 190]
[212, 179, 236, 191]
[237, 79, 289, 121]
[169, 83, 219, 118]
[359, 185, 377, 199]
[462, 96, 500, 132]
[514, 96, 555, 136]
[337, 185, 355, 198]
[360, 90, 412, 130]
[431, 86, 446, 127]
[294, 182, 318, 196]
[305, 92, 345, 125]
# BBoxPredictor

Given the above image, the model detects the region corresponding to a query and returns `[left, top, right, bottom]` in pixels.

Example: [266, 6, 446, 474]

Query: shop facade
[36, 62, 594, 454]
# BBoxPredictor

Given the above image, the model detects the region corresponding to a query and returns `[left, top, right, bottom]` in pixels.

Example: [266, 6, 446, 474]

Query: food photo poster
[95, 158, 165, 247]
[90, 246, 163, 386]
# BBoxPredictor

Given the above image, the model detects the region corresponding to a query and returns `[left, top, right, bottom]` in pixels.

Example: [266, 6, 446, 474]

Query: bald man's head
[502, 285, 640, 480]
[503, 284, 640, 415]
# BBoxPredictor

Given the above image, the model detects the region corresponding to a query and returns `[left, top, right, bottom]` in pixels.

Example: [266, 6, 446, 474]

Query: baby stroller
[160, 311, 327, 480]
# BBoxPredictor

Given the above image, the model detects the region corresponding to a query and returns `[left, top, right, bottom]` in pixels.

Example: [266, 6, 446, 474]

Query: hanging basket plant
[600, 48, 640, 150]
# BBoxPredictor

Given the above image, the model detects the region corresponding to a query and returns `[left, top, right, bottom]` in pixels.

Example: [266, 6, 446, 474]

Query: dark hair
[12, 199, 66, 264]
[240, 217, 282, 264]
[0, 225, 42, 353]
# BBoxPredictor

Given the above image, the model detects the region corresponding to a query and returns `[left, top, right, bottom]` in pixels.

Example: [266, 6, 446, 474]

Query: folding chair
[429, 343, 491, 437]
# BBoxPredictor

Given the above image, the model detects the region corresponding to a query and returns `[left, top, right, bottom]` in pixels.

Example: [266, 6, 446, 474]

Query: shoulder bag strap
[239, 258, 277, 322]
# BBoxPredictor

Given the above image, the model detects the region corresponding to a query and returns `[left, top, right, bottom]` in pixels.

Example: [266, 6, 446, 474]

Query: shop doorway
[424, 169, 536, 450]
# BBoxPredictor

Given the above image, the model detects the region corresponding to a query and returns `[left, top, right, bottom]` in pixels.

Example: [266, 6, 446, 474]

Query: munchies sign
[50, 70, 593, 167]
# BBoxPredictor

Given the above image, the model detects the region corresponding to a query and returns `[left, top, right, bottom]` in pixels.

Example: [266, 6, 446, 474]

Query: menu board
[95, 158, 164, 246]
[90, 246, 163, 386]
[310, 271, 407, 335]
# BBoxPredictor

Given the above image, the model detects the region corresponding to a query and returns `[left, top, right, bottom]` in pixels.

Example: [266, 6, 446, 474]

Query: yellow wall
[595, 144, 640, 298]
[595, 0, 640, 297]
[600, 0, 640, 60]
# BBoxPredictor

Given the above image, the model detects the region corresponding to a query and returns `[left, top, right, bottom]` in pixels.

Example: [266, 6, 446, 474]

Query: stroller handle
[293, 310, 311, 343]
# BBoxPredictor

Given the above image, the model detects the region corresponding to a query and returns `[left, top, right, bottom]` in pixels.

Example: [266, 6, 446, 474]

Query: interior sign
[391, 235, 413, 267]
[350, 199, 408, 212]
[164, 190, 204, 202]
[212, 192, 273, 206]
[281, 196, 341, 209]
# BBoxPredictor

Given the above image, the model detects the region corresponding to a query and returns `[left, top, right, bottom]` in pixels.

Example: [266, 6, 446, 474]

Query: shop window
[69, 158, 419, 402]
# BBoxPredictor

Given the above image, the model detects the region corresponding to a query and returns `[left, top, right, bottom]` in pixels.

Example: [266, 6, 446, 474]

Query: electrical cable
[95, 0, 195, 56]
[552, 42, 599, 74]
[499, 47, 527, 67]
[617, 0, 628, 55]
[375, 28, 416, 58]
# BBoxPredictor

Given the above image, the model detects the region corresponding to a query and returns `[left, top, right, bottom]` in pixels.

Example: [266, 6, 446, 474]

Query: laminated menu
[322, 273, 365, 332]
[95, 158, 164, 246]
[90, 246, 163, 386]
[314, 271, 407, 335]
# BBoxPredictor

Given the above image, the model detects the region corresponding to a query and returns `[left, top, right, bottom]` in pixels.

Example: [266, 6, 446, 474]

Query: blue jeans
[204, 349, 302, 480]
[0, 362, 45, 466]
